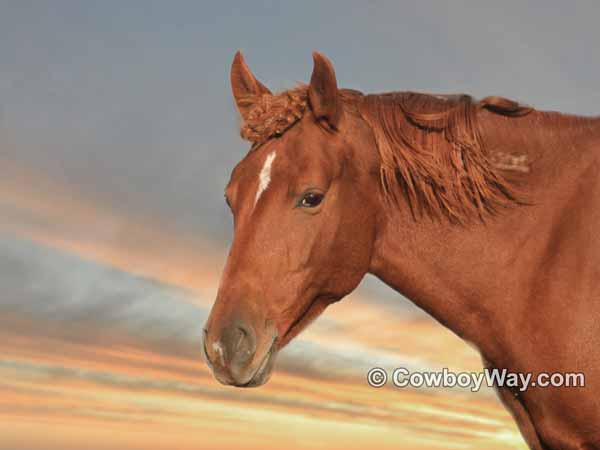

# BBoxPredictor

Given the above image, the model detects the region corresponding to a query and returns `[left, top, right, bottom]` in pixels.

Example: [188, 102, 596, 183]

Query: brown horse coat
[203, 51, 600, 450]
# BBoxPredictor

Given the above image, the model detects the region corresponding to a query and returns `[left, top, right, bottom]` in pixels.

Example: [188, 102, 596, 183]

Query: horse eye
[299, 192, 324, 208]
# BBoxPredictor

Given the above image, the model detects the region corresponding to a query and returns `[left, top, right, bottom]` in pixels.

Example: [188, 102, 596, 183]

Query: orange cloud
[0, 161, 222, 303]
[0, 162, 527, 449]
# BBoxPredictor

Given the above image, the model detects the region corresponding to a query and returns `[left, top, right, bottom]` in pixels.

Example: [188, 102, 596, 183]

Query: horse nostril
[221, 322, 256, 367]
[234, 325, 253, 355]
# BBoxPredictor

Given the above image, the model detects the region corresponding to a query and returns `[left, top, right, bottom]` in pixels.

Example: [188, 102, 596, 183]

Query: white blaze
[254, 151, 277, 207]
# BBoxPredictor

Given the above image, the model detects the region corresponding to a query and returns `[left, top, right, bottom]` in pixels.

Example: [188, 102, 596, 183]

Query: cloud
[0, 162, 223, 300]
[0, 178, 522, 449]
[0, 236, 423, 383]
[0, 235, 209, 358]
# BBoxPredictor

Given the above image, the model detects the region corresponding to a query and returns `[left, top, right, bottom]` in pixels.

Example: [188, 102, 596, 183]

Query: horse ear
[230, 51, 272, 120]
[309, 51, 341, 129]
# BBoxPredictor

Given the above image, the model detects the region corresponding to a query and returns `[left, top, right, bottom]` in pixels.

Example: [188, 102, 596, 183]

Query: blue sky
[2, 0, 599, 243]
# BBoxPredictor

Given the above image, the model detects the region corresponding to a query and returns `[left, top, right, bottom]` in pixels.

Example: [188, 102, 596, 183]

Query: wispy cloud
[0, 164, 525, 449]
[0, 227, 525, 449]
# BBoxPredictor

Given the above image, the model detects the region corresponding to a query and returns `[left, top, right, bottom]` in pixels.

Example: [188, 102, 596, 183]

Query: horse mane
[357, 92, 532, 222]
[238, 85, 533, 223]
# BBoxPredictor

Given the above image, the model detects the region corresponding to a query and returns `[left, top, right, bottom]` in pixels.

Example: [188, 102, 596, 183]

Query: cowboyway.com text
[366, 367, 585, 392]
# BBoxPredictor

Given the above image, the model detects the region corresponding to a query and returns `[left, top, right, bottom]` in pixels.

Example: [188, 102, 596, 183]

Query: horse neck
[368, 108, 600, 359]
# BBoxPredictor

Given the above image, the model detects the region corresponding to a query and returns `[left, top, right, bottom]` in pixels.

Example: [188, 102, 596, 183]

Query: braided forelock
[239, 84, 309, 143]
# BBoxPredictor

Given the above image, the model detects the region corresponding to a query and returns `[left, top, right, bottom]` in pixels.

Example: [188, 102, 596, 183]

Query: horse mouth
[202, 331, 278, 388]
[239, 338, 278, 387]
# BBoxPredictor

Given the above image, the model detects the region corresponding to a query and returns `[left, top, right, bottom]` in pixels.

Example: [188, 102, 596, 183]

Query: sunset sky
[2, 2, 599, 449]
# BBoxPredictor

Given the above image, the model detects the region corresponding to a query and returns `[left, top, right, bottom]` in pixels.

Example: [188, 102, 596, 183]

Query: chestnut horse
[203, 51, 600, 449]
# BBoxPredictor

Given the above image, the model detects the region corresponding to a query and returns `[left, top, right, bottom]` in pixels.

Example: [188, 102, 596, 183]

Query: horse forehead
[229, 128, 335, 191]
[233, 144, 288, 179]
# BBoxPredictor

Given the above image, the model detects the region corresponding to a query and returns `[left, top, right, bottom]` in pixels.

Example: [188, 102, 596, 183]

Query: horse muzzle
[202, 320, 278, 387]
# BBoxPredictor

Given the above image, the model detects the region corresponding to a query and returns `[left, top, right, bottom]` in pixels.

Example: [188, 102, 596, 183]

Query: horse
[202, 51, 600, 449]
